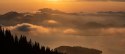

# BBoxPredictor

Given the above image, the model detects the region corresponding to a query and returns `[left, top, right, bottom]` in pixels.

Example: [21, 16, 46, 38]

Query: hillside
[0, 27, 62, 54]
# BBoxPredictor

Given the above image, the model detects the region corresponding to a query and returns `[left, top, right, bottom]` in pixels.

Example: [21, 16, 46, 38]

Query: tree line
[0, 26, 63, 54]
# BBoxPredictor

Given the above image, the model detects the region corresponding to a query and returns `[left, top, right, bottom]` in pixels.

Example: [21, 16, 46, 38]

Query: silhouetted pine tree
[0, 26, 63, 54]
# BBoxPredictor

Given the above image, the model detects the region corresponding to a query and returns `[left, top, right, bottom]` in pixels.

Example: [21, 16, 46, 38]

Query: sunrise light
[47, 0, 60, 2]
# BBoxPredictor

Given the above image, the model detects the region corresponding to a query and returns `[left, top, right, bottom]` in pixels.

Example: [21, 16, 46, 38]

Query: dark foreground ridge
[0, 27, 62, 54]
[55, 46, 102, 54]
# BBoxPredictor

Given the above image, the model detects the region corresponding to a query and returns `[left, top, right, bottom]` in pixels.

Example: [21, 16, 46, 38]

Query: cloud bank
[4, 23, 125, 54]
[1, 8, 125, 54]
[1, 8, 125, 36]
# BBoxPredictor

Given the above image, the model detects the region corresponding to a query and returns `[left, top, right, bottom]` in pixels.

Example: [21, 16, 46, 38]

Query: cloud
[78, 28, 125, 36]
[1, 9, 125, 36]
[5, 23, 78, 35]
[15, 24, 33, 32]
[5, 22, 125, 36]
[5, 23, 50, 35]
[3, 23, 125, 54]
[63, 28, 78, 35]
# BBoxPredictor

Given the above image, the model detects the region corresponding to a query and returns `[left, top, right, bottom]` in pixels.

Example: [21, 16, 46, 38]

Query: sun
[47, 0, 60, 2]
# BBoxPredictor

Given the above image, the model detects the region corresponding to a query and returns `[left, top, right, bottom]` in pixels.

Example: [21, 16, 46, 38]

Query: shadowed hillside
[55, 46, 102, 54]
[0, 26, 62, 54]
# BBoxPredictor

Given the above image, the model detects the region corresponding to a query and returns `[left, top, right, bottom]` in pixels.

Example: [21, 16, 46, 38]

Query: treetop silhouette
[0, 26, 62, 54]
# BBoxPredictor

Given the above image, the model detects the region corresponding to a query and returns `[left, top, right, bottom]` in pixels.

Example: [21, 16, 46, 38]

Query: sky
[0, 0, 125, 54]
[0, 0, 125, 14]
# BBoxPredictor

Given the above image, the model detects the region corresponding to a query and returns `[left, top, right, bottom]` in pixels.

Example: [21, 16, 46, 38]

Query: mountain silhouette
[0, 26, 62, 54]
[55, 46, 102, 54]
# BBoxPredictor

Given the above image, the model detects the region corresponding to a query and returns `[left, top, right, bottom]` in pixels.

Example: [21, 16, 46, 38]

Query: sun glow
[47, 0, 60, 2]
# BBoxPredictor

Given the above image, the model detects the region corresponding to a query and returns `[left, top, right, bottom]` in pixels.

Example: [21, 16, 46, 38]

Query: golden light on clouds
[63, 28, 78, 34]
[47, 20, 58, 24]
[36, 26, 50, 33]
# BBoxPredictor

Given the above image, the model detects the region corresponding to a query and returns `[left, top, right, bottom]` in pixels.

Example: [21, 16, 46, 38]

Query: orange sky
[0, 0, 125, 13]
